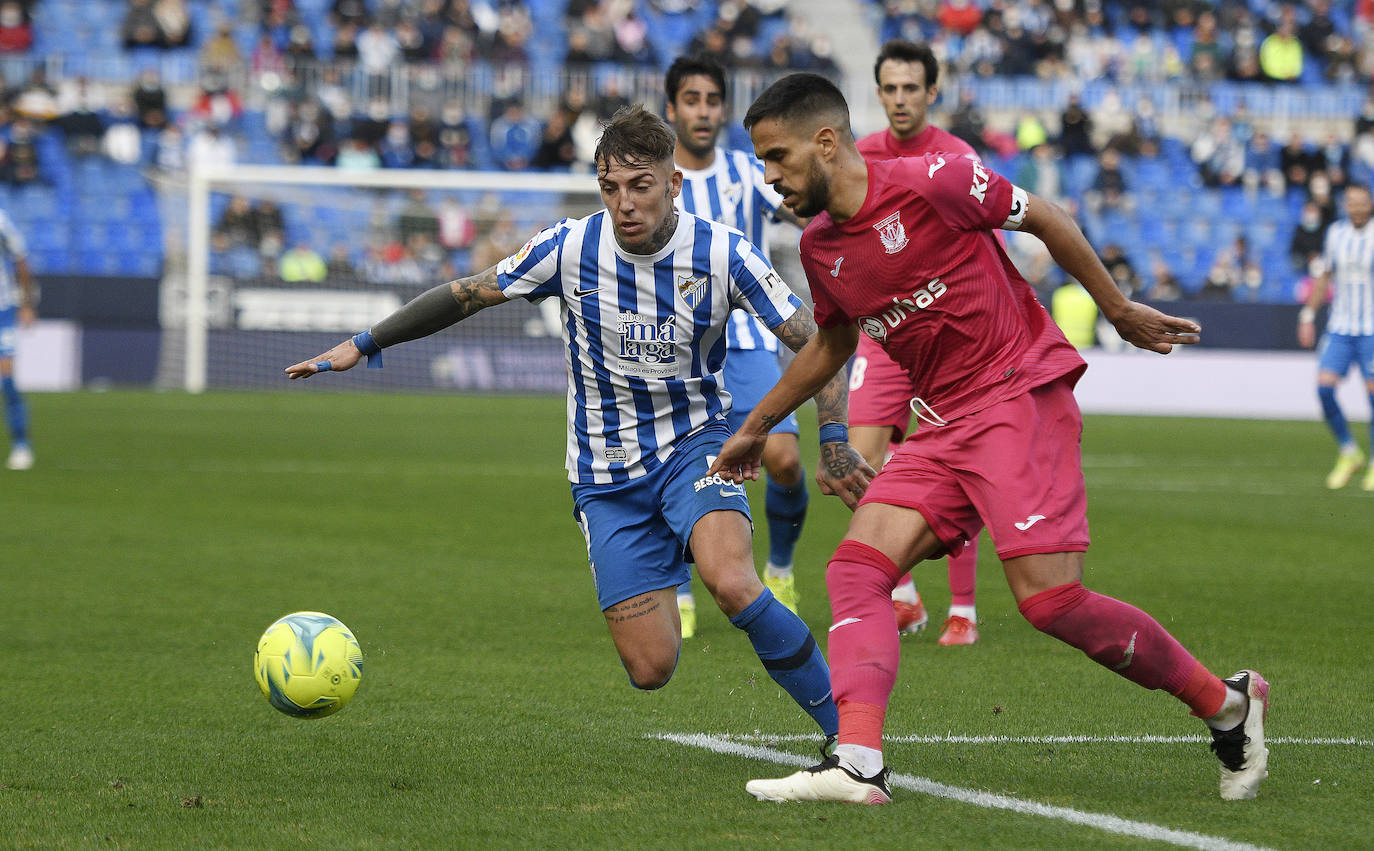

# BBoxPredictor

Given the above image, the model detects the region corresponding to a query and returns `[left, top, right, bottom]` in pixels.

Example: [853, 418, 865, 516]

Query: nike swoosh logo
[808, 690, 833, 707]
[830, 257, 844, 277]
[572, 285, 599, 297]
[829, 617, 862, 632]
[719, 487, 745, 499]
[1014, 514, 1047, 531]
[1113, 631, 1138, 670]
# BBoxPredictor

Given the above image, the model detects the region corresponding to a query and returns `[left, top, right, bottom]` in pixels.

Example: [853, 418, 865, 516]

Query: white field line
[657, 733, 1275, 851]
[716, 732, 1374, 747]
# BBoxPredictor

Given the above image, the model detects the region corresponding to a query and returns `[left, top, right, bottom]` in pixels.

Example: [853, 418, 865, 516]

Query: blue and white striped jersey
[0, 210, 28, 311]
[676, 147, 786, 353]
[496, 209, 802, 485]
[1322, 219, 1374, 336]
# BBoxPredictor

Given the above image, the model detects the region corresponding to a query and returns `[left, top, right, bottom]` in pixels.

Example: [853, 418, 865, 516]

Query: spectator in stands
[397, 189, 439, 245]
[1290, 200, 1329, 274]
[325, 242, 356, 281]
[1100, 243, 1141, 298]
[1280, 133, 1320, 191]
[408, 104, 440, 168]
[1202, 235, 1261, 301]
[437, 100, 472, 169]
[149, 121, 184, 171]
[488, 99, 540, 171]
[436, 196, 476, 251]
[1317, 132, 1350, 190]
[1085, 146, 1131, 214]
[1301, 0, 1338, 62]
[154, 0, 192, 47]
[280, 242, 328, 283]
[13, 68, 58, 125]
[188, 123, 236, 174]
[282, 100, 337, 165]
[1258, 15, 1303, 84]
[56, 77, 107, 157]
[1015, 112, 1049, 152]
[1308, 172, 1339, 231]
[124, 0, 165, 48]
[331, 20, 360, 62]
[1189, 11, 1225, 82]
[337, 136, 381, 170]
[378, 120, 416, 168]
[1016, 142, 1064, 204]
[132, 69, 168, 132]
[201, 21, 244, 76]
[358, 22, 401, 76]
[938, 0, 981, 36]
[532, 102, 579, 171]
[1058, 92, 1094, 158]
[214, 195, 260, 251]
[948, 88, 987, 155]
[285, 23, 318, 71]
[0, 1, 32, 53]
[1, 117, 39, 185]
[330, 0, 367, 27]
[1147, 253, 1183, 301]
[1192, 116, 1246, 188]
[192, 74, 244, 131]
[100, 96, 141, 165]
[1243, 131, 1284, 196]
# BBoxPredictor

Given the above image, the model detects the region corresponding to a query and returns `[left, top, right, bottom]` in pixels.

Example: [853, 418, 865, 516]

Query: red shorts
[849, 334, 915, 439]
[860, 375, 1090, 561]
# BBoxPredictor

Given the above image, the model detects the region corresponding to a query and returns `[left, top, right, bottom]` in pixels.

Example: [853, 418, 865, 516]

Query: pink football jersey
[856, 124, 977, 162]
[801, 154, 1084, 424]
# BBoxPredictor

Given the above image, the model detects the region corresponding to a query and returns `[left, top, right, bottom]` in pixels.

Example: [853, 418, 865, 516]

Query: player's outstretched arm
[1020, 193, 1200, 354]
[285, 264, 510, 379]
[1297, 270, 1329, 349]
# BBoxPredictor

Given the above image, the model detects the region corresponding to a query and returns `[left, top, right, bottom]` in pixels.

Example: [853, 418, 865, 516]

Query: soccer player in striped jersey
[855, 39, 984, 645]
[1298, 183, 1374, 491]
[716, 74, 1268, 804]
[287, 106, 875, 749]
[0, 208, 35, 470]
[664, 55, 811, 634]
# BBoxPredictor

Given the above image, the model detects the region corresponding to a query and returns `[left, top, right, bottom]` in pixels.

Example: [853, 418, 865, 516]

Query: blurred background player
[665, 55, 811, 636]
[287, 106, 869, 748]
[0, 207, 35, 470]
[853, 40, 981, 645]
[1298, 182, 1374, 491]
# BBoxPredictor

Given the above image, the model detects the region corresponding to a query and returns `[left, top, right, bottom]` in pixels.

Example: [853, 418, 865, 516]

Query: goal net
[179, 164, 603, 393]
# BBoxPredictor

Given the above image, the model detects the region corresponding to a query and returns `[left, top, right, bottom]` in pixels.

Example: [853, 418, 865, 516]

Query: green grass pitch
[1, 391, 1370, 849]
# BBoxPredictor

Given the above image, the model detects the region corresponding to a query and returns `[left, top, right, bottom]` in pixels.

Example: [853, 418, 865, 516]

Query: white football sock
[1204, 685, 1247, 730]
[834, 744, 884, 778]
[891, 580, 920, 604]
[764, 562, 793, 579]
[948, 604, 977, 622]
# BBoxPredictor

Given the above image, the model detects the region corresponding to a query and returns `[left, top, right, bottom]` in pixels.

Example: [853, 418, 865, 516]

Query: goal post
[181, 162, 603, 393]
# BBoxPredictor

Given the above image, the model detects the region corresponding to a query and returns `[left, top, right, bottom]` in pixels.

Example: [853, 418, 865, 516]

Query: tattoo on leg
[605, 596, 662, 624]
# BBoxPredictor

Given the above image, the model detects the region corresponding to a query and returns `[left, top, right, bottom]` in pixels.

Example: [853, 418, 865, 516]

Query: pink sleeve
[798, 235, 847, 329]
[897, 155, 1016, 232]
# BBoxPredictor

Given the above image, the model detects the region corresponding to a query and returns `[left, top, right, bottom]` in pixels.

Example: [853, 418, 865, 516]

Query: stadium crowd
[1, 0, 1373, 301]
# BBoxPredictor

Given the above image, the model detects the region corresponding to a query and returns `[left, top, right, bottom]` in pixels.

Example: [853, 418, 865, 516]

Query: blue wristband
[818, 423, 849, 444]
[315, 360, 332, 372]
[352, 330, 384, 369]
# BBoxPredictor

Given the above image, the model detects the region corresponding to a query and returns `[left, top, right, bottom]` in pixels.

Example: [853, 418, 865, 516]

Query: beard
[787, 156, 832, 218]
[676, 122, 718, 161]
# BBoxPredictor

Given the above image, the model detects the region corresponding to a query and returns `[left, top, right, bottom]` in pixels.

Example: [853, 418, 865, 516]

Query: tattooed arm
[285, 265, 511, 378]
[710, 312, 875, 509]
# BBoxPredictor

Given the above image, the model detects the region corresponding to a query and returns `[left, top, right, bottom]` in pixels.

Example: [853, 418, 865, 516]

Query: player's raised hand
[285, 339, 363, 379]
[1109, 302, 1201, 354]
[708, 431, 767, 483]
[816, 442, 875, 511]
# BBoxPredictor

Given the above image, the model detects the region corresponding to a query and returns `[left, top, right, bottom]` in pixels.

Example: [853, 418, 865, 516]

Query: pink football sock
[826, 540, 904, 747]
[947, 540, 978, 608]
[1018, 581, 1226, 717]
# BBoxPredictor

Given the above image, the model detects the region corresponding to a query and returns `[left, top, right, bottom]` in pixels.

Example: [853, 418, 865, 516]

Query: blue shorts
[571, 420, 752, 609]
[724, 347, 799, 436]
[0, 307, 15, 359]
[1317, 332, 1374, 381]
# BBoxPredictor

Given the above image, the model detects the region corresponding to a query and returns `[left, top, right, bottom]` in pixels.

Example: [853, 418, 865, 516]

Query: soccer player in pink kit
[713, 74, 1270, 804]
[854, 39, 983, 645]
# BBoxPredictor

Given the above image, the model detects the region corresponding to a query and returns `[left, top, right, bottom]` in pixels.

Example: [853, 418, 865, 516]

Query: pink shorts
[861, 375, 1090, 561]
[849, 334, 915, 440]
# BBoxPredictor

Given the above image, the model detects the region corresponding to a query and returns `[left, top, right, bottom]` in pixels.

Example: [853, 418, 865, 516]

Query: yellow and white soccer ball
[254, 611, 363, 718]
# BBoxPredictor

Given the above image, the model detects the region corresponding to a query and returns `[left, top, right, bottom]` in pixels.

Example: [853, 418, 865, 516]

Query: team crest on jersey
[677, 274, 708, 309]
[722, 183, 742, 206]
[857, 316, 888, 342]
[617, 311, 678, 377]
[874, 212, 908, 254]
